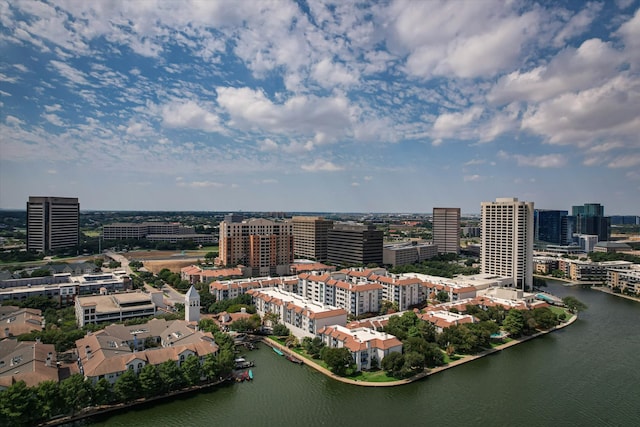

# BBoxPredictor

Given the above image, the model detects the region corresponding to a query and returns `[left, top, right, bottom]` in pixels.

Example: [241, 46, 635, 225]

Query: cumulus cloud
[301, 159, 344, 172]
[177, 180, 224, 188]
[161, 100, 224, 133]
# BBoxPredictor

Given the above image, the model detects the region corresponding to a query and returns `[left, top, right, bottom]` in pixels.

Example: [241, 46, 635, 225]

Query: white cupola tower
[185, 285, 201, 323]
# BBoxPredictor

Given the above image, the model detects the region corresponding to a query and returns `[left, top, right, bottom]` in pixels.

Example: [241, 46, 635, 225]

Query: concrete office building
[432, 207, 460, 254]
[27, 196, 79, 253]
[219, 217, 294, 276]
[292, 216, 334, 261]
[327, 223, 383, 267]
[480, 197, 534, 291]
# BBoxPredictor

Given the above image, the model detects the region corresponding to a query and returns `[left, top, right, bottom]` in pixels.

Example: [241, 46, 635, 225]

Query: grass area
[345, 369, 397, 382]
[548, 306, 571, 319]
[442, 353, 463, 364]
[83, 230, 101, 237]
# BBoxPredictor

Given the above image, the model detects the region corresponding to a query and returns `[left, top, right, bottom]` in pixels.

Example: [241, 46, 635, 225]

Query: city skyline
[1, 1, 639, 214]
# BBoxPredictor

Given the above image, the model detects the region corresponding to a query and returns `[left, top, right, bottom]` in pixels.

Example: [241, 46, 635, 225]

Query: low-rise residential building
[317, 325, 402, 371]
[181, 265, 247, 284]
[248, 288, 348, 339]
[418, 310, 475, 333]
[0, 340, 59, 390]
[371, 275, 423, 311]
[75, 290, 164, 327]
[569, 260, 634, 282]
[209, 276, 298, 301]
[75, 319, 218, 384]
[0, 307, 44, 338]
[608, 268, 640, 295]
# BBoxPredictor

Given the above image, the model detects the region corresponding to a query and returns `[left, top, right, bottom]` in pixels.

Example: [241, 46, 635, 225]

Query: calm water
[87, 281, 640, 426]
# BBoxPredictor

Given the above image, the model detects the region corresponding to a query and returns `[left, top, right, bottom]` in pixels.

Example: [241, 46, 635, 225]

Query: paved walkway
[592, 286, 640, 303]
[263, 314, 578, 388]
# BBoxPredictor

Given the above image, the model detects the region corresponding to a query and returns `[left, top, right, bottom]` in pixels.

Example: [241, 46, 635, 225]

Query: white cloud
[49, 60, 91, 86]
[553, 3, 603, 47]
[161, 100, 224, 133]
[177, 180, 224, 188]
[513, 153, 567, 168]
[43, 113, 64, 127]
[301, 159, 344, 172]
[463, 175, 483, 182]
[44, 104, 62, 112]
[216, 87, 353, 138]
[432, 107, 483, 139]
[257, 138, 279, 152]
[311, 58, 359, 88]
[5, 115, 24, 126]
[608, 155, 640, 168]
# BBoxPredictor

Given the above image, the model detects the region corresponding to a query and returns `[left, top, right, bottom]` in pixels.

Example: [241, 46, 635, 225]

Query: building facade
[383, 242, 438, 266]
[571, 203, 611, 242]
[432, 207, 460, 254]
[292, 216, 334, 261]
[327, 223, 383, 267]
[534, 209, 568, 246]
[27, 196, 79, 253]
[480, 197, 534, 290]
[219, 218, 294, 276]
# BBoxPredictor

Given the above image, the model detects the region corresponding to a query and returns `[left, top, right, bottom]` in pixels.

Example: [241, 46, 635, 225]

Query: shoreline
[591, 286, 640, 303]
[262, 313, 578, 388]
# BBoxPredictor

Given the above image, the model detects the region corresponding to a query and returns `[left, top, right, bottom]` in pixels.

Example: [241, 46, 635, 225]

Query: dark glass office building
[327, 223, 383, 267]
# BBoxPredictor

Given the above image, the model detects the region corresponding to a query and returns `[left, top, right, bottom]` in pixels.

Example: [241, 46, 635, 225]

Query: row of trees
[389, 254, 480, 278]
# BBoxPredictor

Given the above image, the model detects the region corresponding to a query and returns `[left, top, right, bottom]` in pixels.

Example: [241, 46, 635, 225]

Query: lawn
[548, 306, 571, 319]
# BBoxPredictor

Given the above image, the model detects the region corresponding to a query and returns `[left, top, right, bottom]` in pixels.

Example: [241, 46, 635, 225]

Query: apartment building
[327, 222, 383, 267]
[219, 218, 294, 276]
[247, 288, 348, 339]
[481, 197, 534, 290]
[608, 268, 640, 295]
[292, 216, 334, 261]
[27, 196, 79, 253]
[75, 319, 218, 384]
[317, 325, 402, 371]
[432, 207, 460, 254]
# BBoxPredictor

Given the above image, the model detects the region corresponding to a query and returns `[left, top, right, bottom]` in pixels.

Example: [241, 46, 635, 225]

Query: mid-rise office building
[571, 203, 610, 242]
[327, 222, 383, 267]
[480, 197, 534, 290]
[292, 216, 334, 261]
[432, 207, 460, 254]
[27, 196, 79, 253]
[534, 209, 568, 245]
[219, 218, 294, 276]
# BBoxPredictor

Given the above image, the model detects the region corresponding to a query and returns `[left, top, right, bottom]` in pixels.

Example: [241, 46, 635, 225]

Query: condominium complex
[219, 217, 294, 276]
[327, 222, 383, 266]
[292, 216, 334, 261]
[27, 196, 79, 253]
[480, 197, 534, 290]
[432, 207, 460, 254]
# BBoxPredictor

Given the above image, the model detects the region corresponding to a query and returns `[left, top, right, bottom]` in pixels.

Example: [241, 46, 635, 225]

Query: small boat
[286, 354, 303, 365]
[272, 347, 284, 356]
[248, 369, 254, 380]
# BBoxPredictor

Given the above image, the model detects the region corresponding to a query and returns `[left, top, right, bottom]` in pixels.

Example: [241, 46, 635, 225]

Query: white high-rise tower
[185, 285, 201, 323]
[481, 197, 534, 290]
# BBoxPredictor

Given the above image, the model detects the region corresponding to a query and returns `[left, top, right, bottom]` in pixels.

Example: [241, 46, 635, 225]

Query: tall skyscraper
[27, 196, 80, 253]
[327, 223, 383, 267]
[480, 197, 534, 290]
[292, 216, 334, 261]
[571, 203, 610, 242]
[219, 218, 293, 276]
[432, 207, 461, 254]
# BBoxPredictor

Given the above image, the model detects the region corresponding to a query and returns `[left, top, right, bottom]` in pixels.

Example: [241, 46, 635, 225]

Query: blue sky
[1, 0, 639, 214]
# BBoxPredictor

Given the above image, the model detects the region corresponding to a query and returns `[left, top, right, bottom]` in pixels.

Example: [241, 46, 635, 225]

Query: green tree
[59, 374, 93, 416]
[530, 307, 559, 330]
[423, 342, 445, 368]
[321, 347, 355, 376]
[436, 290, 449, 303]
[198, 318, 220, 333]
[93, 378, 115, 406]
[37, 380, 63, 419]
[0, 381, 42, 426]
[114, 369, 141, 402]
[381, 352, 405, 377]
[202, 353, 221, 381]
[502, 309, 526, 338]
[562, 296, 588, 313]
[273, 324, 290, 336]
[158, 360, 185, 392]
[302, 336, 325, 359]
[139, 363, 162, 398]
[181, 354, 203, 386]
[403, 351, 425, 373]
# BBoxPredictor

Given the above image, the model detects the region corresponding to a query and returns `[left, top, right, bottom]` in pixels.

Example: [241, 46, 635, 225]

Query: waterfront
[85, 281, 639, 426]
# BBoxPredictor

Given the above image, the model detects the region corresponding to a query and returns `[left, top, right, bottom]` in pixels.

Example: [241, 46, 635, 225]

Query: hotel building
[480, 197, 534, 290]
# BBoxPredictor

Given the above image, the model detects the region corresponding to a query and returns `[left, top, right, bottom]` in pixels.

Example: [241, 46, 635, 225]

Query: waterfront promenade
[263, 313, 578, 387]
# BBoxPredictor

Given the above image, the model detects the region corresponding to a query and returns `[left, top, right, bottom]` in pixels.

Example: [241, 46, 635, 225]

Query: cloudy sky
[1, 0, 639, 214]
